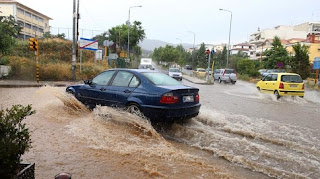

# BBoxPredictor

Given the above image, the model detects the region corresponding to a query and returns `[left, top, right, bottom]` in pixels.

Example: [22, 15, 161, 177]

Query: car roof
[268, 72, 300, 76]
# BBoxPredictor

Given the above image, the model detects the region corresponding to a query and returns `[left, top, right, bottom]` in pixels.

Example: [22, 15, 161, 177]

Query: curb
[182, 77, 213, 85]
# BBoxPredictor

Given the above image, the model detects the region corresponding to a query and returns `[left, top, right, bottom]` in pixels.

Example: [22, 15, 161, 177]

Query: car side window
[112, 71, 134, 87]
[271, 74, 278, 81]
[265, 74, 272, 81]
[92, 71, 115, 85]
[129, 76, 140, 87]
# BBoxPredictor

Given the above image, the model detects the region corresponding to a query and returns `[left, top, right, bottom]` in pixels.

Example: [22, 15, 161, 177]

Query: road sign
[95, 50, 103, 60]
[277, 61, 284, 68]
[80, 38, 98, 51]
[108, 53, 118, 60]
[313, 57, 320, 69]
[103, 40, 114, 47]
[211, 49, 215, 55]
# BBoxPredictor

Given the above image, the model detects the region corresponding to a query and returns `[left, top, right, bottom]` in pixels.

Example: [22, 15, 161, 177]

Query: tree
[263, 36, 289, 69]
[92, 31, 109, 47]
[107, 21, 145, 53]
[56, 33, 66, 39]
[290, 43, 310, 79]
[0, 15, 22, 57]
[194, 43, 206, 68]
[152, 45, 179, 64]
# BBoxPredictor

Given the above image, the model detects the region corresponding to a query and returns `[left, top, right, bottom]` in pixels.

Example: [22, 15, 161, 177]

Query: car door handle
[100, 88, 106, 91]
[124, 89, 131, 93]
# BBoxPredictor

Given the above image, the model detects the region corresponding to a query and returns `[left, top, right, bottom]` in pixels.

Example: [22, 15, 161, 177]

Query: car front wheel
[218, 78, 222, 83]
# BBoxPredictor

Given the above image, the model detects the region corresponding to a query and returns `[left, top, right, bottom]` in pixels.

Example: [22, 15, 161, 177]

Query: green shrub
[0, 105, 35, 178]
[238, 74, 250, 81]
[237, 59, 255, 75]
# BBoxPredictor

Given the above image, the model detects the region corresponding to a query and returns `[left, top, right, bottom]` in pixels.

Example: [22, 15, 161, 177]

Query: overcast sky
[20, 0, 320, 45]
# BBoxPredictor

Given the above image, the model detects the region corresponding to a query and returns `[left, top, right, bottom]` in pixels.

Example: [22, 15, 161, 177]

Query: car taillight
[302, 84, 304, 90]
[196, 94, 200, 102]
[279, 82, 284, 89]
[160, 93, 179, 104]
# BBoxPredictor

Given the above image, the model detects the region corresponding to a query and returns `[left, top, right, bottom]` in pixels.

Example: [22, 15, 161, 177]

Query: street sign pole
[104, 46, 108, 69]
[316, 69, 319, 85]
[80, 49, 82, 73]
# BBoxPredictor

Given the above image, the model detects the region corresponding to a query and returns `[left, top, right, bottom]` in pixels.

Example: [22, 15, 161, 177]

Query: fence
[49, 27, 106, 40]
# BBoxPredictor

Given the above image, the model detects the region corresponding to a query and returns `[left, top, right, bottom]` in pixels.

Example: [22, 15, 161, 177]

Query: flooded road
[1, 81, 320, 178]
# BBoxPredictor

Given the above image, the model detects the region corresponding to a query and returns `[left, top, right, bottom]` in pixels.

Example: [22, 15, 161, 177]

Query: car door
[263, 74, 273, 92]
[106, 71, 140, 107]
[80, 70, 116, 105]
[269, 74, 278, 91]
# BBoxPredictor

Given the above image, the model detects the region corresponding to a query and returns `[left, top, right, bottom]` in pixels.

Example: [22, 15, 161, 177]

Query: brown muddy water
[1, 86, 319, 178]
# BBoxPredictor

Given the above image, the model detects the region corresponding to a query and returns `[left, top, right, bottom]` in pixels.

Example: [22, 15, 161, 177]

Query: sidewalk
[183, 75, 212, 85]
[0, 80, 80, 88]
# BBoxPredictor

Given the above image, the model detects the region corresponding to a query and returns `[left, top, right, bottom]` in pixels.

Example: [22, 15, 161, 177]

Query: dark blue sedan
[66, 69, 201, 120]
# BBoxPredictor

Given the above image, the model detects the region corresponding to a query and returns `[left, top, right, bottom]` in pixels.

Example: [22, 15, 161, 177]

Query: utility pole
[72, 0, 77, 81]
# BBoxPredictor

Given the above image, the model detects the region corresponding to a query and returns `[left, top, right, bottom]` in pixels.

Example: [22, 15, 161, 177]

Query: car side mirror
[84, 80, 92, 85]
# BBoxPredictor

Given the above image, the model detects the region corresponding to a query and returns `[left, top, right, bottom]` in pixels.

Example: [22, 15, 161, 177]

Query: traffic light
[206, 54, 209, 62]
[29, 38, 38, 51]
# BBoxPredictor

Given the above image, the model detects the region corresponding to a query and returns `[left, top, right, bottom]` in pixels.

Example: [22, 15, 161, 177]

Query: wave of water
[162, 108, 320, 178]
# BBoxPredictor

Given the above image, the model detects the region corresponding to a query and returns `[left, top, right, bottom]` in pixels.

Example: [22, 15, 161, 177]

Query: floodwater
[1, 83, 320, 178]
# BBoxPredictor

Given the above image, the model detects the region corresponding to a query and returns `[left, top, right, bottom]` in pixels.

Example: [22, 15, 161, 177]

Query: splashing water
[163, 107, 320, 178]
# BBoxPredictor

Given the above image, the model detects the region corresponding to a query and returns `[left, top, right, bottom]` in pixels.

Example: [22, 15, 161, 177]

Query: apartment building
[0, 0, 52, 39]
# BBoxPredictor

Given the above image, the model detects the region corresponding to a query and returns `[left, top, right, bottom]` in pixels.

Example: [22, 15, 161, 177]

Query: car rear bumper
[279, 90, 304, 97]
[142, 103, 201, 120]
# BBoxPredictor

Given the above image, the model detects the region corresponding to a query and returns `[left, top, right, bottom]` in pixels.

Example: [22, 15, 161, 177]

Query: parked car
[258, 69, 267, 75]
[184, 65, 192, 70]
[193, 68, 206, 77]
[262, 69, 286, 77]
[168, 68, 182, 81]
[66, 69, 200, 120]
[256, 73, 304, 99]
[213, 69, 237, 84]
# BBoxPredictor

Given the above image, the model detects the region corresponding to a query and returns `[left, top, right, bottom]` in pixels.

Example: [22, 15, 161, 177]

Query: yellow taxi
[256, 73, 304, 98]
[193, 68, 206, 77]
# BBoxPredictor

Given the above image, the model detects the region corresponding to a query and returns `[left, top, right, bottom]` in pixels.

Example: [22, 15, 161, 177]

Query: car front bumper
[142, 103, 201, 120]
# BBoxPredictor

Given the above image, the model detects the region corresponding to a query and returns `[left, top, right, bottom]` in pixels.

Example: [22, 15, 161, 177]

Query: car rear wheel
[218, 78, 222, 83]
[257, 87, 260, 91]
[274, 90, 280, 99]
[126, 103, 143, 117]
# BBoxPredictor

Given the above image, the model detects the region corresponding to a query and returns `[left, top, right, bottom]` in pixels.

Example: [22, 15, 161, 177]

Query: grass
[5, 38, 106, 81]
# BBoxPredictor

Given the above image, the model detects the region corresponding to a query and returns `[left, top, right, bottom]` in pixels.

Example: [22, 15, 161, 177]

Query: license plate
[290, 85, 297, 88]
[183, 96, 194, 102]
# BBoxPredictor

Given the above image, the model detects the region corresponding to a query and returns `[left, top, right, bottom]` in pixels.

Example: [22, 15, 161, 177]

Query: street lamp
[128, 5, 142, 57]
[187, 31, 196, 50]
[219, 8, 232, 68]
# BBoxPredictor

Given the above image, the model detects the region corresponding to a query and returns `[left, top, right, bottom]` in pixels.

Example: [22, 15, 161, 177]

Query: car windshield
[169, 68, 180, 72]
[143, 72, 181, 86]
[281, 75, 303, 83]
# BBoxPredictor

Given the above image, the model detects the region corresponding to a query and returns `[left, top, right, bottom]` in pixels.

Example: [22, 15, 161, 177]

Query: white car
[168, 68, 182, 81]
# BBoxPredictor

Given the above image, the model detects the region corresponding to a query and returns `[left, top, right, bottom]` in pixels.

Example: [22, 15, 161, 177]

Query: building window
[38, 17, 44, 23]
[318, 49, 320, 52]
[32, 26, 38, 31]
[38, 28, 44, 33]
[25, 23, 31, 29]
[25, 11, 31, 17]
[17, 8, 24, 14]
[17, 20, 24, 27]
[32, 14, 38, 20]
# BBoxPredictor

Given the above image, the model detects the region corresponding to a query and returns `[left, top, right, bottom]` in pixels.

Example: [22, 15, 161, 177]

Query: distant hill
[139, 39, 194, 51]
